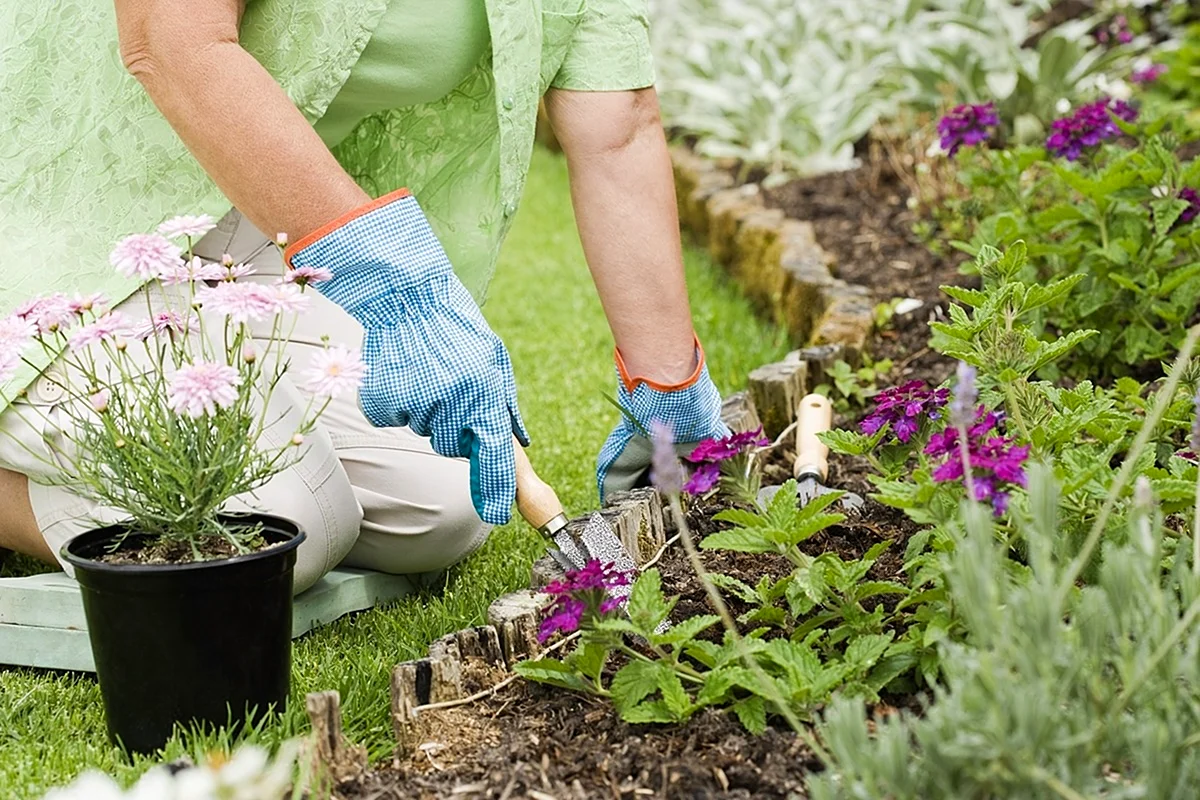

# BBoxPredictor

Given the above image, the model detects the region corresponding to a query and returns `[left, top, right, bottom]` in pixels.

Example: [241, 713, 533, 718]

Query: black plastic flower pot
[61, 514, 305, 754]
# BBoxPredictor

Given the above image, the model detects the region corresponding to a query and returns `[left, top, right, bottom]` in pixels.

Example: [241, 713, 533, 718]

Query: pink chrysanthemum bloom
[15, 294, 76, 334]
[156, 214, 216, 240]
[68, 293, 108, 316]
[283, 266, 334, 286]
[90, 389, 111, 413]
[0, 315, 37, 349]
[68, 312, 136, 351]
[160, 256, 226, 286]
[195, 282, 276, 323]
[109, 234, 183, 280]
[267, 284, 311, 315]
[213, 262, 256, 281]
[134, 310, 197, 341]
[166, 362, 242, 418]
[0, 349, 21, 383]
[302, 346, 367, 399]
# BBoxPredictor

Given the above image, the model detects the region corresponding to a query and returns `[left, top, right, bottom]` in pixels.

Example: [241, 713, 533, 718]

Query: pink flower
[15, 294, 76, 334]
[68, 312, 137, 351]
[90, 389, 111, 413]
[195, 282, 276, 323]
[302, 347, 366, 399]
[160, 256, 225, 286]
[283, 266, 333, 286]
[134, 310, 197, 340]
[109, 234, 183, 280]
[68, 293, 108, 315]
[166, 362, 242, 418]
[266, 284, 311, 315]
[156, 215, 216, 240]
[213, 262, 256, 281]
[0, 315, 36, 350]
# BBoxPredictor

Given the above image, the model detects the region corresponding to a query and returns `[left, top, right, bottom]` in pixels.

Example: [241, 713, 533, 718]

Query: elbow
[117, 14, 239, 91]
[595, 89, 662, 155]
[550, 87, 663, 159]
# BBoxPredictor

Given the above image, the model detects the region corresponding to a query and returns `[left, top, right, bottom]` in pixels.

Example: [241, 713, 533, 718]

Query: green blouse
[0, 0, 655, 408]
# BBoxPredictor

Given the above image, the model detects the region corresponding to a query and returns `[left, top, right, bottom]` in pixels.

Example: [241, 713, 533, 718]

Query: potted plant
[0, 215, 364, 753]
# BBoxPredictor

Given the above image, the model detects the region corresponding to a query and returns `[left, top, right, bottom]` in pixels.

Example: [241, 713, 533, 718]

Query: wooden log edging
[670, 146, 876, 366]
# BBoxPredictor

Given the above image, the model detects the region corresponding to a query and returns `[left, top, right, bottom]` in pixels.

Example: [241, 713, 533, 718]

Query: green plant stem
[615, 644, 706, 685]
[1054, 326, 1200, 607]
[665, 493, 830, 761]
[1109, 592, 1200, 717]
[1003, 382, 1033, 442]
[1026, 766, 1094, 800]
[1194, 468, 1200, 578]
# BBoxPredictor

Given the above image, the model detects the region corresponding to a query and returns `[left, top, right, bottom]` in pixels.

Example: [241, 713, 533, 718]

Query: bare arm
[543, 88, 697, 385]
[114, 0, 369, 241]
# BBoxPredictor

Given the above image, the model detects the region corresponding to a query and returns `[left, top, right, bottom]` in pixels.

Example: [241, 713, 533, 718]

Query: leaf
[569, 641, 610, 682]
[1153, 198, 1190, 237]
[700, 527, 777, 554]
[732, 696, 767, 734]
[819, 429, 875, 456]
[610, 660, 665, 710]
[652, 614, 721, 646]
[658, 670, 693, 718]
[844, 633, 894, 672]
[619, 699, 676, 725]
[707, 573, 759, 604]
[515, 659, 596, 694]
[628, 569, 673, 633]
[865, 652, 918, 692]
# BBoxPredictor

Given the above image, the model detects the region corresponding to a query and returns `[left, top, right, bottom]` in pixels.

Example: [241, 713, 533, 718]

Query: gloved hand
[596, 336, 729, 501]
[286, 189, 528, 525]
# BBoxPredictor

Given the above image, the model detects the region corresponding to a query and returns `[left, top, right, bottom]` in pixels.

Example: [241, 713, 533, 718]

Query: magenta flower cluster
[537, 560, 632, 643]
[683, 427, 770, 495]
[1046, 98, 1138, 161]
[1131, 63, 1167, 84]
[1179, 188, 1200, 225]
[860, 381, 949, 444]
[1097, 14, 1133, 45]
[924, 408, 1029, 515]
[937, 103, 1000, 157]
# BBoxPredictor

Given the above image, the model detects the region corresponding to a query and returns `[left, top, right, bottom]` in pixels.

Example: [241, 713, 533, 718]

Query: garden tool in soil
[756, 393, 865, 513]
[513, 436, 637, 579]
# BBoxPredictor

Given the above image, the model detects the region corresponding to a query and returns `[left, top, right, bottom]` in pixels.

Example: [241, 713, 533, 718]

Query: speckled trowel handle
[793, 393, 832, 482]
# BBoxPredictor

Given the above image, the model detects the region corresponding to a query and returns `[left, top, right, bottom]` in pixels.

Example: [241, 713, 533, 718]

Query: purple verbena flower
[1046, 98, 1138, 161]
[1131, 63, 1167, 85]
[538, 559, 632, 643]
[682, 427, 769, 496]
[860, 381, 950, 444]
[937, 103, 1000, 157]
[924, 407, 1028, 515]
[1179, 188, 1200, 225]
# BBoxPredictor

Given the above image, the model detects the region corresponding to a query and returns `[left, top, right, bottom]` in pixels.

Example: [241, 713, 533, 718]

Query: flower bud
[114, 438, 126, 449]
[275, 232, 288, 247]
[649, 420, 685, 496]
[221, 253, 234, 266]
[950, 361, 978, 428]
[114, 337, 128, 352]
[89, 389, 110, 413]
[291, 433, 305, 446]
[242, 344, 257, 364]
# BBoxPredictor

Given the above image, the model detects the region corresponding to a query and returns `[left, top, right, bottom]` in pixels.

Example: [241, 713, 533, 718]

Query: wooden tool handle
[512, 436, 567, 533]
[792, 393, 832, 481]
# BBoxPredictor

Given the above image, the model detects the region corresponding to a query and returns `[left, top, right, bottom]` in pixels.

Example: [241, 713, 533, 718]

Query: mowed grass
[0, 147, 789, 798]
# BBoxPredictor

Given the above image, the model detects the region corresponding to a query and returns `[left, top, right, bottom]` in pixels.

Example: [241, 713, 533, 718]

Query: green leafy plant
[815, 357, 894, 413]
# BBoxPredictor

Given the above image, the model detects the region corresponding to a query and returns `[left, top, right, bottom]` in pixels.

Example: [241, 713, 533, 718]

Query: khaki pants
[0, 210, 488, 594]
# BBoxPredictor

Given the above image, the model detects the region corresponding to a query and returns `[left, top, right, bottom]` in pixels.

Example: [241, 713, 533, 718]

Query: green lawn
[0, 148, 789, 799]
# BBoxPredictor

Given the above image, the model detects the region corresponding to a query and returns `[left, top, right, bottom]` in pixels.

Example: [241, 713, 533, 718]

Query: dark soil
[757, 162, 968, 390]
[94, 530, 269, 566]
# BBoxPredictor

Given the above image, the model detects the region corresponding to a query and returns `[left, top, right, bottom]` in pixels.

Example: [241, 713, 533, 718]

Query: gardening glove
[596, 336, 729, 501]
[286, 189, 529, 525]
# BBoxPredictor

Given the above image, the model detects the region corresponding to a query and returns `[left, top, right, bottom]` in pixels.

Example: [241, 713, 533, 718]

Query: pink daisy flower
[302, 347, 367, 399]
[166, 362, 242, 418]
[283, 266, 333, 286]
[68, 312, 137, 351]
[160, 256, 226, 286]
[0, 315, 36, 348]
[0, 349, 21, 383]
[109, 234, 183, 280]
[195, 282, 276, 323]
[156, 214, 216, 240]
[267, 284, 311, 315]
[90, 389, 111, 413]
[15, 294, 76, 334]
[68, 293, 108, 315]
[134, 310, 198, 341]
[213, 262, 257, 281]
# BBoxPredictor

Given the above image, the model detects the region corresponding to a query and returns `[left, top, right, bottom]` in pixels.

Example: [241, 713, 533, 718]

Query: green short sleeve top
[0, 0, 655, 409]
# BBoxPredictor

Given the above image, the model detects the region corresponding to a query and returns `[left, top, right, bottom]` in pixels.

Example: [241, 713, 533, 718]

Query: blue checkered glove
[596, 338, 729, 501]
[287, 190, 529, 525]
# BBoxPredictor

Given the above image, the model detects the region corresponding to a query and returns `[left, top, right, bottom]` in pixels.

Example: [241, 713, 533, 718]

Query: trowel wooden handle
[792, 393, 832, 482]
[513, 436, 567, 535]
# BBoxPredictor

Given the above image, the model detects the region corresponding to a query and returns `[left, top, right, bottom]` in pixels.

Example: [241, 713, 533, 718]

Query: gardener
[0, 0, 728, 591]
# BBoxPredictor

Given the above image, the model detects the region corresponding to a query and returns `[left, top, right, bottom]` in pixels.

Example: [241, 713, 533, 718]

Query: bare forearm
[546, 88, 696, 384]
[117, 0, 368, 241]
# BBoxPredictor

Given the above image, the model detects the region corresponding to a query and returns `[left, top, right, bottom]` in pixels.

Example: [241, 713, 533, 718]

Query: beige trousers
[0, 210, 488, 594]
